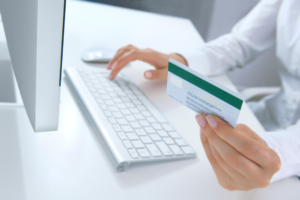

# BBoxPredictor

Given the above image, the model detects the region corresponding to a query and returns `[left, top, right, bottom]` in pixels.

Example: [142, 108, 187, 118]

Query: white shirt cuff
[176, 49, 211, 76]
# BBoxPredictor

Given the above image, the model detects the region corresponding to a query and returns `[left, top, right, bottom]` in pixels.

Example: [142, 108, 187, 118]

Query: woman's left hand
[196, 113, 281, 191]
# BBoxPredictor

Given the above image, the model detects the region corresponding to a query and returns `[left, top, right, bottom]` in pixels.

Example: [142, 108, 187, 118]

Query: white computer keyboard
[65, 67, 196, 171]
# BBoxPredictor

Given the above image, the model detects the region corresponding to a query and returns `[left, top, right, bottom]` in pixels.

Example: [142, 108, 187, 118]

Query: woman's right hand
[107, 44, 187, 81]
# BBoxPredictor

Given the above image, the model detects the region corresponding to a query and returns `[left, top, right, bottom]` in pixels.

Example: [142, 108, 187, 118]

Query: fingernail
[111, 62, 118, 69]
[195, 114, 206, 128]
[145, 71, 152, 79]
[106, 63, 111, 69]
[200, 129, 204, 135]
[206, 115, 217, 128]
[108, 73, 113, 80]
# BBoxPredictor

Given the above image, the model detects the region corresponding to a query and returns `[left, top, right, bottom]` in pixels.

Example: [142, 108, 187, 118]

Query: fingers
[107, 45, 136, 70]
[236, 124, 266, 145]
[206, 115, 276, 168]
[196, 113, 261, 179]
[144, 69, 168, 81]
[209, 142, 248, 187]
[108, 49, 140, 80]
[200, 132, 237, 190]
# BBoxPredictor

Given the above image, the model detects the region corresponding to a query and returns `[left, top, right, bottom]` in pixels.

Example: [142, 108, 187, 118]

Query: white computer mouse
[81, 48, 117, 63]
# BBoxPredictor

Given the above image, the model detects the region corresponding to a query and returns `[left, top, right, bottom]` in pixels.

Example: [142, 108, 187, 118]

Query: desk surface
[0, 1, 299, 200]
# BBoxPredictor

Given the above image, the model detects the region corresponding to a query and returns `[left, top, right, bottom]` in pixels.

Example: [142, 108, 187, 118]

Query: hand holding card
[167, 58, 244, 128]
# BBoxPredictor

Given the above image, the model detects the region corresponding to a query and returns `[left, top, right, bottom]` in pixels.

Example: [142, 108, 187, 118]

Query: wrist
[169, 53, 188, 66]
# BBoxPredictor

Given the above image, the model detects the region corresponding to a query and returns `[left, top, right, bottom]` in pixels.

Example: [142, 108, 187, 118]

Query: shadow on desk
[0, 108, 26, 200]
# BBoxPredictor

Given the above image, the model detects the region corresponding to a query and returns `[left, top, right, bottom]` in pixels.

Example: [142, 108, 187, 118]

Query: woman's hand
[196, 113, 281, 191]
[107, 44, 187, 80]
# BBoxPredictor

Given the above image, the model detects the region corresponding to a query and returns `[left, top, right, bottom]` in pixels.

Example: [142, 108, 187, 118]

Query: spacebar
[137, 96, 167, 123]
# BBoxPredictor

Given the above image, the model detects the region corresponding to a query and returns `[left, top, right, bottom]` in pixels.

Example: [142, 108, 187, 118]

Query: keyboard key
[152, 123, 162, 130]
[121, 125, 133, 132]
[129, 108, 139, 114]
[131, 140, 145, 148]
[181, 146, 195, 155]
[95, 98, 103, 104]
[175, 139, 188, 146]
[121, 97, 130, 102]
[104, 100, 114, 106]
[112, 112, 123, 118]
[113, 98, 122, 103]
[155, 142, 173, 156]
[142, 111, 151, 117]
[89, 87, 96, 92]
[157, 130, 168, 137]
[109, 92, 118, 98]
[125, 102, 135, 108]
[128, 149, 139, 158]
[163, 137, 175, 145]
[139, 120, 150, 127]
[97, 89, 106, 94]
[103, 111, 112, 117]
[125, 90, 134, 95]
[118, 91, 127, 96]
[102, 82, 110, 87]
[130, 122, 141, 128]
[137, 148, 151, 158]
[137, 105, 147, 111]
[118, 132, 127, 140]
[107, 117, 116, 124]
[137, 96, 167, 123]
[112, 124, 121, 132]
[117, 118, 128, 125]
[145, 127, 155, 134]
[135, 129, 147, 136]
[140, 136, 153, 144]
[101, 94, 111, 100]
[132, 100, 142, 105]
[117, 103, 127, 109]
[147, 117, 157, 123]
[108, 106, 118, 112]
[92, 92, 100, 98]
[99, 104, 108, 110]
[125, 115, 135, 121]
[169, 145, 184, 156]
[91, 79, 99, 84]
[105, 88, 114, 92]
[169, 132, 181, 139]
[146, 144, 162, 157]
[134, 114, 144, 120]
[149, 134, 161, 141]
[128, 95, 137, 100]
[162, 124, 175, 131]
[126, 133, 139, 140]
[94, 84, 103, 89]
[121, 109, 131, 115]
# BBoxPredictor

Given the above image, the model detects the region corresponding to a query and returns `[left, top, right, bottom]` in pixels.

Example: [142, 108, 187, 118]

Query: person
[107, 0, 300, 190]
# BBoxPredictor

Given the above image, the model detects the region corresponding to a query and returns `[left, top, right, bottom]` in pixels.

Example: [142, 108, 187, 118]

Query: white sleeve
[259, 120, 300, 183]
[178, 0, 282, 76]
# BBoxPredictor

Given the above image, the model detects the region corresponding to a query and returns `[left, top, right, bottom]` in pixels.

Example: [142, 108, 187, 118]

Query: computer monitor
[0, 0, 66, 132]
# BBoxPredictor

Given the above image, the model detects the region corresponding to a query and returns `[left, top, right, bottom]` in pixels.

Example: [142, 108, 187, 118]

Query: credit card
[167, 58, 244, 128]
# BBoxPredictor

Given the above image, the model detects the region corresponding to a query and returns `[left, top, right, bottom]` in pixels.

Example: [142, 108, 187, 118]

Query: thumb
[144, 69, 168, 80]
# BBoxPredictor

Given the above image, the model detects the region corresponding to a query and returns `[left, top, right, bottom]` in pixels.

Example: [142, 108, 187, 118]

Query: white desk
[0, 1, 299, 199]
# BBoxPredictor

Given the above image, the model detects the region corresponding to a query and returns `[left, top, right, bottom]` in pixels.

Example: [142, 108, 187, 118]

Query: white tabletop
[0, 1, 299, 199]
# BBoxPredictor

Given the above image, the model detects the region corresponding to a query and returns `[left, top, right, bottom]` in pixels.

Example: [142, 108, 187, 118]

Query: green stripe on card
[168, 62, 243, 110]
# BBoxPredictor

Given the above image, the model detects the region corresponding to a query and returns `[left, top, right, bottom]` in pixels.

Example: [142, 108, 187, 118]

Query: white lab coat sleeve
[259, 120, 300, 183]
[177, 0, 281, 76]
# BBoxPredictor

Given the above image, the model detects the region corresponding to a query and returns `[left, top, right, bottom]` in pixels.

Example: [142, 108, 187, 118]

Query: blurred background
[83, 0, 281, 91]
